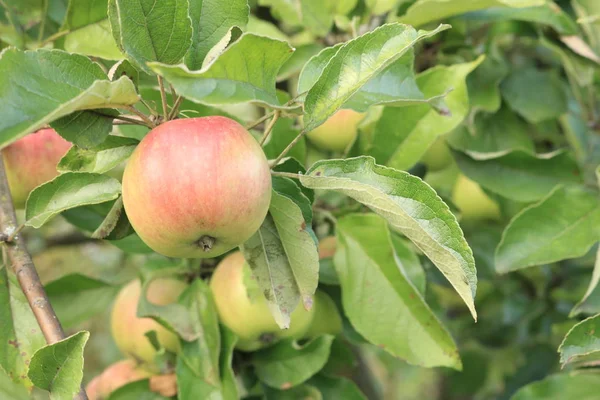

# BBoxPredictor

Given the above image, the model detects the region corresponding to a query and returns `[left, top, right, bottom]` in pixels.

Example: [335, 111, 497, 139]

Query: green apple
[2, 128, 71, 208]
[304, 291, 342, 338]
[111, 278, 188, 365]
[210, 251, 315, 351]
[421, 137, 453, 172]
[452, 174, 501, 221]
[306, 109, 366, 152]
[122, 116, 272, 258]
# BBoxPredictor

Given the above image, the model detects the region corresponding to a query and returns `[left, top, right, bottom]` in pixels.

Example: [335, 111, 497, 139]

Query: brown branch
[0, 154, 88, 400]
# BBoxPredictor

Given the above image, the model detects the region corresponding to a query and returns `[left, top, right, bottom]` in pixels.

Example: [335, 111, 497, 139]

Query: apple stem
[246, 111, 274, 131]
[0, 154, 89, 400]
[259, 110, 280, 146]
[271, 171, 302, 180]
[158, 76, 169, 120]
[197, 235, 216, 252]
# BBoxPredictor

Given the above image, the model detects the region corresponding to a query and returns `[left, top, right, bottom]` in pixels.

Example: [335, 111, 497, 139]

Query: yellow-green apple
[122, 116, 271, 258]
[306, 109, 366, 152]
[111, 278, 188, 365]
[421, 136, 453, 172]
[2, 128, 71, 208]
[210, 251, 315, 351]
[86, 360, 151, 400]
[452, 174, 501, 221]
[305, 291, 342, 338]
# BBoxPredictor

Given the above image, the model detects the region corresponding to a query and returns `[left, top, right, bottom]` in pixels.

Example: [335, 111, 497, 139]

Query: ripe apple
[306, 109, 366, 152]
[420, 136, 453, 172]
[122, 116, 272, 258]
[210, 251, 315, 351]
[452, 174, 501, 221]
[111, 278, 188, 365]
[2, 128, 71, 208]
[86, 360, 151, 400]
[305, 291, 342, 338]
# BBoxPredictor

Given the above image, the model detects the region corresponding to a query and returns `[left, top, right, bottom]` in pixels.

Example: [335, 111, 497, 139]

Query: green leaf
[220, 326, 239, 400]
[258, 0, 301, 26]
[453, 150, 582, 202]
[572, 246, 600, 316]
[302, 23, 450, 132]
[511, 373, 600, 400]
[25, 172, 122, 229]
[262, 118, 306, 164]
[0, 48, 139, 149]
[107, 379, 167, 400]
[501, 68, 568, 124]
[559, 315, 600, 367]
[391, 235, 426, 295]
[574, 0, 600, 54]
[397, 0, 545, 27]
[28, 331, 89, 400]
[0, 369, 29, 400]
[253, 336, 334, 389]
[175, 280, 222, 399]
[63, 0, 108, 30]
[447, 106, 534, 160]
[264, 383, 322, 400]
[108, 0, 193, 73]
[240, 191, 319, 328]
[301, 0, 336, 37]
[335, 214, 461, 369]
[272, 176, 313, 224]
[278, 43, 323, 81]
[300, 157, 477, 320]
[495, 185, 600, 273]
[185, 0, 249, 70]
[45, 274, 120, 329]
[309, 375, 366, 400]
[150, 33, 293, 107]
[64, 19, 122, 60]
[367, 56, 484, 170]
[58, 135, 138, 174]
[91, 196, 133, 240]
[467, 54, 509, 115]
[50, 108, 118, 149]
[0, 267, 45, 389]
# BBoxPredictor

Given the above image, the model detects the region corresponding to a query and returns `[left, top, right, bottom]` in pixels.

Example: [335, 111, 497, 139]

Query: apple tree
[1, 0, 600, 399]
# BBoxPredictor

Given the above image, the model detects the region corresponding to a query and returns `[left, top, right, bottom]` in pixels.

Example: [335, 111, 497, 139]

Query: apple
[305, 291, 342, 338]
[318, 236, 337, 259]
[122, 116, 272, 258]
[452, 174, 501, 221]
[306, 109, 366, 152]
[210, 251, 315, 351]
[86, 360, 151, 400]
[2, 128, 71, 208]
[421, 136, 453, 172]
[111, 278, 188, 365]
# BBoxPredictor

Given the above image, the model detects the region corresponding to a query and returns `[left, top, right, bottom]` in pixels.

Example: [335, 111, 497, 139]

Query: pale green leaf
[150, 33, 293, 108]
[63, 0, 108, 30]
[559, 315, 600, 367]
[108, 0, 193, 73]
[58, 135, 138, 174]
[299, 157, 477, 320]
[28, 331, 89, 400]
[64, 19, 122, 60]
[495, 185, 600, 273]
[185, 0, 249, 70]
[25, 172, 122, 228]
[302, 23, 450, 132]
[335, 214, 461, 368]
[367, 56, 484, 170]
[0, 48, 139, 149]
[240, 191, 319, 328]
[0, 369, 28, 400]
[254, 336, 334, 389]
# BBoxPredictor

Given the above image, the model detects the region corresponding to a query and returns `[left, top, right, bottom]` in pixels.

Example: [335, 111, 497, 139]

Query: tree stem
[246, 111, 274, 130]
[259, 111, 280, 146]
[0, 154, 88, 400]
[271, 171, 302, 179]
[270, 129, 307, 168]
[157, 76, 169, 120]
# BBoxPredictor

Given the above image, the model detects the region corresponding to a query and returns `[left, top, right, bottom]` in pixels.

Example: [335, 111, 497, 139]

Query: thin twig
[157, 76, 169, 120]
[269, 130, 307, 168]
[259, 111, 280, 146]
[271, 171, 302, 179]
[168, 96, 184, 120]
[140, 99, 158, 117]
[39, 29, 70, 47]
[118, 105, 155, 127]
[0, 154, 88, 400]
[6, 224, 24, 242]
[246, 111, 274, 130]
[37, 0, 48, 43]
[91, 110, 148, 126]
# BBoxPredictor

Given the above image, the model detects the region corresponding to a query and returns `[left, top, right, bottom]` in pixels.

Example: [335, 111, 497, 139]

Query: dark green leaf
[512, 373, 600, 400]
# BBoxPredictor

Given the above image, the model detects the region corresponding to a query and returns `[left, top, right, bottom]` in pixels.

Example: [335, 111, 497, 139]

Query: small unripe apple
[318, 236, 337, 259]
[421, 137, 453, 172]
[210, 252, 315, 351]
[86, 360, 151, 400]
[111, 278, 188, 365]
[2, 128, 71, 208]
[122, 116, 272, 258]
[305, 291, 342, 338]
[452, 174, 501, 221]
[306, 109, 366, 152]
